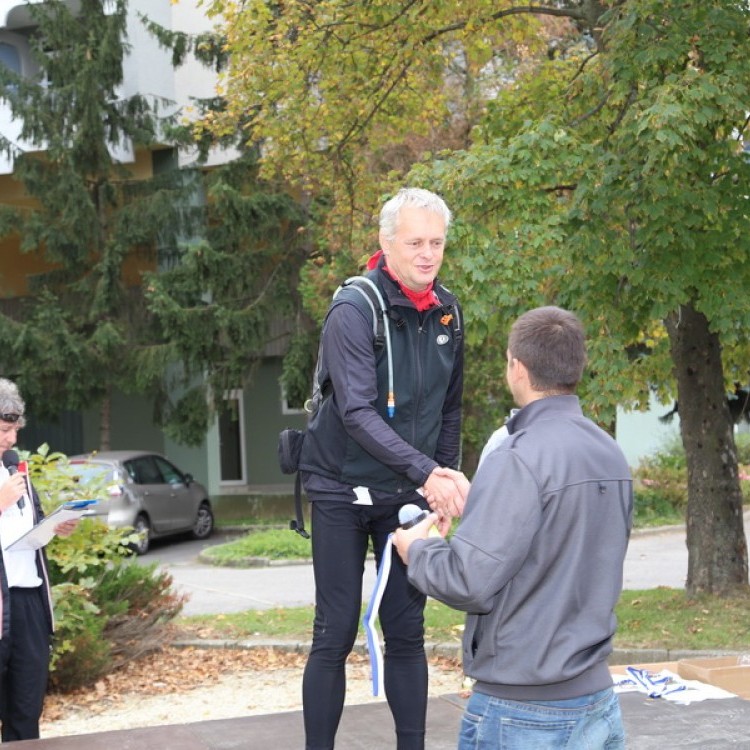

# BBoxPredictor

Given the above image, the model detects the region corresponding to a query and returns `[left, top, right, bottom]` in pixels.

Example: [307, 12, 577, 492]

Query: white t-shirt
[477, 409, 520, 470]
[0, 465, 42, 588]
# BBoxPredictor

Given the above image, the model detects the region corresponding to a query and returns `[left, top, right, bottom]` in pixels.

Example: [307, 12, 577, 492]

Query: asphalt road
[134, 518, 747, 617]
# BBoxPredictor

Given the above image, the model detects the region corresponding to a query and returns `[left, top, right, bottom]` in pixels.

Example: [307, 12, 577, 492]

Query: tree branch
[423, 4, 590, 44]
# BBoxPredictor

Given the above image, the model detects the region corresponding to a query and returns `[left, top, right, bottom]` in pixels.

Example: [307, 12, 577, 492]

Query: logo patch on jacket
[436, 334, 450, 346]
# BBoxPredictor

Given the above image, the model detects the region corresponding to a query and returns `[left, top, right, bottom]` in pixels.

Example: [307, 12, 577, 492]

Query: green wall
[243, 358, 307, 485]
[74, 359, 308, 495]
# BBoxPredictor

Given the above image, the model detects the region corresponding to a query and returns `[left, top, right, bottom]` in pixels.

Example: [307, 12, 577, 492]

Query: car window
[154, 456, 185, 485]
[67, 463, 116, 485]
[123, 462, 137, 482]
[128, 456, 164, 485]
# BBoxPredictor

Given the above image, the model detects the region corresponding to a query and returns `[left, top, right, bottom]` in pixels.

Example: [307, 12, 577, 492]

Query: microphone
[2, 449, 25, 511]
[398, 503, 441, 536]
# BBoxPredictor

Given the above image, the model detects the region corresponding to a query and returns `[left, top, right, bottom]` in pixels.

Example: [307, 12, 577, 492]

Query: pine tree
[0, 0, 309, 448]
[0, 0, 188, 447]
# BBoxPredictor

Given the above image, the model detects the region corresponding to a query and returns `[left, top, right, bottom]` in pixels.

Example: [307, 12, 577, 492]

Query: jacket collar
[507, 395, 582, 435]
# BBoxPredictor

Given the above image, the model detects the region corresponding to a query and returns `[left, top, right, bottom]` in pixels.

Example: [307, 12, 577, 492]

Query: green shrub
[48, 582, 110, 692]
[735, 432, 750, 465]
[24, 446, 185, 693]
[632, 433, 750, 526]
[632, 438, 687, 526]
[203, 527, 312, 565]
[93, 562, 186, 667]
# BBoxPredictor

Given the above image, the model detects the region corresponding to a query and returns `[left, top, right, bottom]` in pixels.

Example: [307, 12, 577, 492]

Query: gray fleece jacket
[407, 395, 633, 701]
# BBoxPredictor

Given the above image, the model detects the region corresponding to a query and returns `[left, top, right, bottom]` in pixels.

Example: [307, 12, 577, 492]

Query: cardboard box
[677, 657, 750, 699]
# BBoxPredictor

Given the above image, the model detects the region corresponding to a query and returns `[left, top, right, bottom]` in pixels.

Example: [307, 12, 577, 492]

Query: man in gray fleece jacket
[394, 306, 632, 750]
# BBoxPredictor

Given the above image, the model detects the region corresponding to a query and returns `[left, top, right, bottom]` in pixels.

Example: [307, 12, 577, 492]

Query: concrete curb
[171, 638, 745, 668]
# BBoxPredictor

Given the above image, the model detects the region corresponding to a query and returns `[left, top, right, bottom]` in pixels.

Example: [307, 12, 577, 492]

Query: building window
[0, 42, 21, 75]
[219, 389, 247, 484]
[281, 385, 306, 415]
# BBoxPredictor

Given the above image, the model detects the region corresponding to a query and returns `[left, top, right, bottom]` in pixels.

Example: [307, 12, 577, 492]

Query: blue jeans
[458, 687, 626, 750]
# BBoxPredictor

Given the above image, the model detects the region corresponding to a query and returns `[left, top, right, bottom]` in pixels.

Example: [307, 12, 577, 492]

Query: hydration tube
[336, 276, 396, 417]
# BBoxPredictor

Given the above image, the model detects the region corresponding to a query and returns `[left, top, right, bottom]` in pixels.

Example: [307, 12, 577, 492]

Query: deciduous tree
[208, 0, 750, 595]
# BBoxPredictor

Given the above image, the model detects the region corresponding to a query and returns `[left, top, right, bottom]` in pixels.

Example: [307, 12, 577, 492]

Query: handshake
[393, 466, 470, 565]
[422, 466, 470, 520]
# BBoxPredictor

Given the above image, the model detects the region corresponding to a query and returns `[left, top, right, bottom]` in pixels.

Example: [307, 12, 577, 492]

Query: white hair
[0, 377, 26, 426]
[379, 188, 452, 242]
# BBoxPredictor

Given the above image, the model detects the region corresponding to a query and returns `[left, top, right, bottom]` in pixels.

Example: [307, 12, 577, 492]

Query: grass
[180, 588, 750, 653]
[206, 490, 690, 568]
[201, 528, 312, 564]
[195, 491, 749, 652]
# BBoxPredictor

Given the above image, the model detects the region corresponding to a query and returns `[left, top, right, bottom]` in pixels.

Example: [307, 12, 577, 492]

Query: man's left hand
[54, 519, 80, 538]
[393, 512, 441, 564]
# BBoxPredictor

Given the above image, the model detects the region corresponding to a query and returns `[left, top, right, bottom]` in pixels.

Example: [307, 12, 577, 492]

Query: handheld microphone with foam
[2, 449, 26, 511]
[398, 503, 441, 536]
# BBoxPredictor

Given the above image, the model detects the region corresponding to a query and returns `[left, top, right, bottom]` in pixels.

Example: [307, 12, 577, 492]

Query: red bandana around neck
[365, 250, 439, 312]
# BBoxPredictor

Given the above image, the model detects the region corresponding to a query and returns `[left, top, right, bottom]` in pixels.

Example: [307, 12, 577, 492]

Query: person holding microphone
[0, 377, 79, 742]
[394, 307, 632, 750]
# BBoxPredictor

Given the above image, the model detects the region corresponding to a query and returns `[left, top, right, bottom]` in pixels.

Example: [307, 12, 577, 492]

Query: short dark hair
[508, 306, 586, 393]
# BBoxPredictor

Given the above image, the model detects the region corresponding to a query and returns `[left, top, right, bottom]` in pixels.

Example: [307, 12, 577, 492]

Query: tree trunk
[99, 389, 111, 451]
[665, 303, 748, 596]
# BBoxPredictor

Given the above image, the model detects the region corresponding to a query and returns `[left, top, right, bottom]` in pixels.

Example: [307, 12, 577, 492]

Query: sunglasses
[0, 414, 23, 423]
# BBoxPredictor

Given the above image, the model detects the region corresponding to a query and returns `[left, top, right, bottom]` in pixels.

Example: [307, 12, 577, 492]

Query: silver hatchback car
[67, 450, 214, 555]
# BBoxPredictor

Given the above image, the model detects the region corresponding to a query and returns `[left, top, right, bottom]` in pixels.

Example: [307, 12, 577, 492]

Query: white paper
[7, 502, 96, 551]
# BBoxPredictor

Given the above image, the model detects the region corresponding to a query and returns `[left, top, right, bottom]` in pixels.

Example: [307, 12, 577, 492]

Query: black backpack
[278, 275, 462, 537]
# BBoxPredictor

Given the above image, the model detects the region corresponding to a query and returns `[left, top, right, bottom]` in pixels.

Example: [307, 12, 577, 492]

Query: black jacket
[300, 263, 464, 501]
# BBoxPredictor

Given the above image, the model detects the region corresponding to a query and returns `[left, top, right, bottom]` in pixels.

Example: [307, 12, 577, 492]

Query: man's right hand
[423, 467, 470, 518]
[0, 473, 26, 512]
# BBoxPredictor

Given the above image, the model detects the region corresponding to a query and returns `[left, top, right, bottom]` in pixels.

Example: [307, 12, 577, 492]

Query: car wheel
[130, 513, 151, 555]
[191, 502, 214, 540]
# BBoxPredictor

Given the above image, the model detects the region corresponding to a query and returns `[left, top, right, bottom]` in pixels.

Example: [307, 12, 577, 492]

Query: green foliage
[633, 438, 688, 524]
[204, 0, 550, 243]
[48, 582, 111, 691]
[280, 329, 318, 411]
[0, 1, 313, 445]
[144, 152, 310, 437]
[91, 562, 185, 665]
[633, 434, 750, 525]
[27, 444, 135, 582]
[735, 433, 750, 466]
[24, 448, 185, 693]
[208, 1, 750, 490]
[49, 562, 186, 692]
[0, 0, 189, 431]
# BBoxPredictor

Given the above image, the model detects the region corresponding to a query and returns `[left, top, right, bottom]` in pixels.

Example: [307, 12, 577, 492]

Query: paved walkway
[18, 690, 750, 748]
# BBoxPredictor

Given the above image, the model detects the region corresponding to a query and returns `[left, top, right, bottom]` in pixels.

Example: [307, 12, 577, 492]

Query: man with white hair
[298, 187, 468, 749]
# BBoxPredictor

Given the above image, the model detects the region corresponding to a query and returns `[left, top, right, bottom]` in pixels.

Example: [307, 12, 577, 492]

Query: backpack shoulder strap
[325, 275, 395, 417]
[335, 275, 389, 350]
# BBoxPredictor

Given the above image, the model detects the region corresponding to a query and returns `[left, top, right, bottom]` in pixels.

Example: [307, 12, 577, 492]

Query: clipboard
[7, 500, 98, 551]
